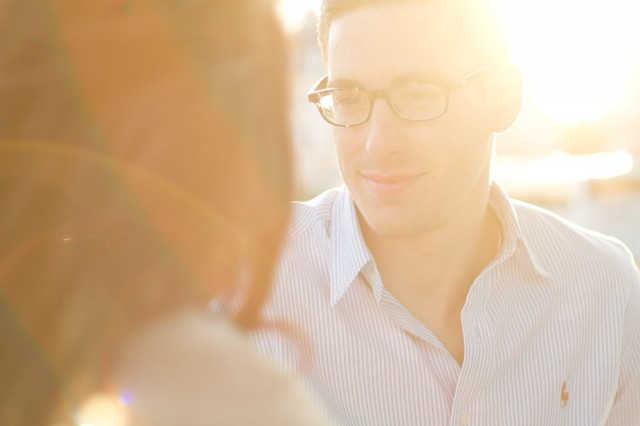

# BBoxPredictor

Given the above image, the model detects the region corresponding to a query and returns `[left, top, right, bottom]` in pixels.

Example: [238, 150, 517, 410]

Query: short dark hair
[317, 0, 511, 65]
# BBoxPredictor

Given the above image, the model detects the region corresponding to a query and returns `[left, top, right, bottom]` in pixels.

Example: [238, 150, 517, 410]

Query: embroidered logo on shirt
[560, 380, 570, 408]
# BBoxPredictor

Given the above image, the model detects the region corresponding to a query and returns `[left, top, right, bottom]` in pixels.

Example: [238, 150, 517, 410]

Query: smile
[361, 172, 423, 196]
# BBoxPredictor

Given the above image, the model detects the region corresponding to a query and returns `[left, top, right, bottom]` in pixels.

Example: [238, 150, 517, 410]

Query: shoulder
[270, 188, 343, 282]
[512, 199, 639, 286]
[287, 187, 341, 240]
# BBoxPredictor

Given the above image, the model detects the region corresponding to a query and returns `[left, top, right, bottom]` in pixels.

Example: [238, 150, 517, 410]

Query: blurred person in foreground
[252, 0, 640, 424]
[0, 0, 332, 424]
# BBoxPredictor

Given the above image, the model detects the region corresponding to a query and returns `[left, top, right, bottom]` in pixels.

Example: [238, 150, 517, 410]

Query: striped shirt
[252, 183, 640, 426]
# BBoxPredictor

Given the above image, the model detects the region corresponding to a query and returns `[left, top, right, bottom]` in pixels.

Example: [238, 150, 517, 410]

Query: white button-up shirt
[253, 184, 640, 425]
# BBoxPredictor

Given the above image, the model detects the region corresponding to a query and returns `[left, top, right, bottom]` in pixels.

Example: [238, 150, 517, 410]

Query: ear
[486, 63, 522, 133]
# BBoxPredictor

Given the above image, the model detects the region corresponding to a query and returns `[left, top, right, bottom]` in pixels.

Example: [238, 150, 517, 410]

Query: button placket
[455, 274, 495, 426]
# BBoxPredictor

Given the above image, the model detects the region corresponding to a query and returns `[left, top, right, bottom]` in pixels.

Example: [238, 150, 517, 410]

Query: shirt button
[459, 413, 469, 426]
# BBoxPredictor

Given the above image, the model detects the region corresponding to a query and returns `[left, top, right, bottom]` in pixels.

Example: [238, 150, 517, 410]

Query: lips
[361, 171, 423, 196]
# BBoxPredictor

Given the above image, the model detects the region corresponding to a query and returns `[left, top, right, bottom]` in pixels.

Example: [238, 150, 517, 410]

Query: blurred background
[276, 0, 640, 263]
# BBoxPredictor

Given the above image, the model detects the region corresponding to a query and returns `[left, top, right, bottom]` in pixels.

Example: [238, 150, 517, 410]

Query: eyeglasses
[307, 65, 493, 127]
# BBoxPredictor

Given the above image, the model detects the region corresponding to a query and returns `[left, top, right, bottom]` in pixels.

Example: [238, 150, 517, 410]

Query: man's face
[327, 2, 498, 240]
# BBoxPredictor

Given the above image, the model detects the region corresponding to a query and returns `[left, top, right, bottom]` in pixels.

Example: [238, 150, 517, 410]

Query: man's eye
[396, 85, 441, 104]
[333, 92, 364, 108]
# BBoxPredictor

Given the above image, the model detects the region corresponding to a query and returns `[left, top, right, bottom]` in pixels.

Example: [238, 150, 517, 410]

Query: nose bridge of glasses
[364, 88, 407, 158]
[367, 88, 397, 117]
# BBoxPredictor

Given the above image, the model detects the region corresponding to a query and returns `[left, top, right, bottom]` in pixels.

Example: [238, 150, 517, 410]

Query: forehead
[327, 2, 483, 85]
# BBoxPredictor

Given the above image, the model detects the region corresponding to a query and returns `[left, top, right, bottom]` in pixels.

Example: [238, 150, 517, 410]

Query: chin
[359, 207, 419, 239]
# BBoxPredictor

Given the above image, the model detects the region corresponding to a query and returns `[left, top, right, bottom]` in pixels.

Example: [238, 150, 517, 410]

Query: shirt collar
[489, 182, 550, 278]
[329, 187, 372, 306]
[328, 183, 549, 307]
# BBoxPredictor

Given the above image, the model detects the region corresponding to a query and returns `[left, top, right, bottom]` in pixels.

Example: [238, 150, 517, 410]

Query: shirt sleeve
[606, 260, 640, 425]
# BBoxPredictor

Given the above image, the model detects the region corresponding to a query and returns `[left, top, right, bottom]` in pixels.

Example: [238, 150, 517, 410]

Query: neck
[358, 163, 500, 366]
[361, 183, 500, 317]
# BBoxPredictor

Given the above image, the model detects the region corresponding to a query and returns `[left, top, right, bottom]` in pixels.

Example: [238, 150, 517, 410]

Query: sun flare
[496, 0, 640, 126]
[279, 0, 640, 127]
[277, 0, 319, 32]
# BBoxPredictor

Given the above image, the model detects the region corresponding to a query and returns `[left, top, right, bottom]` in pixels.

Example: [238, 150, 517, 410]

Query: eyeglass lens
[317, 83, 448, 126]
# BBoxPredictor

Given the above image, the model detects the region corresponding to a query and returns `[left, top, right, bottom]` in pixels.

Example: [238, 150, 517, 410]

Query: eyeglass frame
[307, 65, 493, 127]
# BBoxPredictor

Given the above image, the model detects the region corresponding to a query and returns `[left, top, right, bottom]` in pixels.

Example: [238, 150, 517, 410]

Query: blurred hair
[0, 0, 290, 423]
[317, 0, 511, 66]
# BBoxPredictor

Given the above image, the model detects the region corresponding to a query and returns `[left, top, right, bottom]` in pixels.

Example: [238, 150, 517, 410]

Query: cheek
[443, 130, 491, 177]
[438, 101, 493, 158]
[332, 128, 359, 169]
[414, 116, 493, 188]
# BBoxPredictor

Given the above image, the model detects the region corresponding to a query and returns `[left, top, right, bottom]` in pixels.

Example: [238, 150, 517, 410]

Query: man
[253, 0, 640, 424]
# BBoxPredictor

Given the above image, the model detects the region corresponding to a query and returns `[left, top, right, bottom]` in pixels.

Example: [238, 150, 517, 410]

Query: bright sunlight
[277, 0, 319, 32]
[280, 0, 640, 127]
[496, 0, 640, 127]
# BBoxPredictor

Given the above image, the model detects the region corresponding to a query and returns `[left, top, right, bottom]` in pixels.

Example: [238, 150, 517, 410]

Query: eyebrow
[327, 71, 448, 90]
[326, 77, 361, 89]
[391, 71, 448, 86]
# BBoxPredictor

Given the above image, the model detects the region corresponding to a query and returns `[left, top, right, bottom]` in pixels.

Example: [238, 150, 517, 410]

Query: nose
[364, 98, 405, 160]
